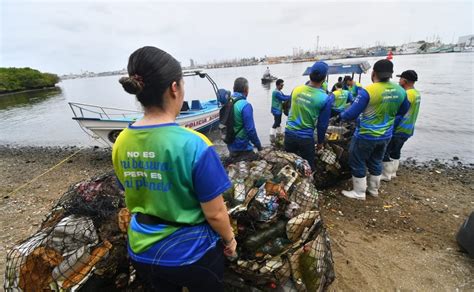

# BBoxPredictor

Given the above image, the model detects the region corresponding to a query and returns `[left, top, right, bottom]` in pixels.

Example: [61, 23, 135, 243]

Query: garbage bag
[456, 212, 474, 258]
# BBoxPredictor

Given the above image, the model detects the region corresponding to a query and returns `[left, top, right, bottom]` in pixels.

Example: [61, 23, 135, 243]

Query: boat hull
[74, 106, 220, 147]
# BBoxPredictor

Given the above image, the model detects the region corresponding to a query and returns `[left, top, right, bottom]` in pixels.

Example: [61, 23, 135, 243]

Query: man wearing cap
[338, 59, 410, 200]
[285, 61, 334, 171]
[381, 70, 421, 181]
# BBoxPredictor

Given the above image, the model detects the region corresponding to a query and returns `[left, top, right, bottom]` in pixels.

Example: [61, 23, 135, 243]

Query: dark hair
[377, 75, 390, 82]
[343, 76, 353, 82]
[309, 72, 326, 83]
[276, 79, 284, 86]
[335, 82, 343, 89]
[119, 46, 182, 109]
[233, 77, 249, 93]
[338, 76, 343, 82]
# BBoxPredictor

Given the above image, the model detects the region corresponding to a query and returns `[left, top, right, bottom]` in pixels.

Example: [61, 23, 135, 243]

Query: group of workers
[112, 45, 421, 291]
[227, 59, 421, 201]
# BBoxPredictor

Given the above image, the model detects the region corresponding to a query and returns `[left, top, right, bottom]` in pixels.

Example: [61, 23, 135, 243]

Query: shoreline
[1, 144, 473, 167]
[59, 52, 474, 80]
[0, 85, 60, 97]
[0, 145, 473, 290]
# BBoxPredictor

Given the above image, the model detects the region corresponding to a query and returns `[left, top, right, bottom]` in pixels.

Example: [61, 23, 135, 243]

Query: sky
[1, 0, 473, 74]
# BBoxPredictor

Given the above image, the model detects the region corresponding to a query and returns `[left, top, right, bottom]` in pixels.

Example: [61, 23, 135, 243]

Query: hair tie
[132, 74, 145, 87]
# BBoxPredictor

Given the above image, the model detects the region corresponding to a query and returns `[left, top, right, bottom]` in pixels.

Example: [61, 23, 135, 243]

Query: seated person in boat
[263, 66, 271, 78]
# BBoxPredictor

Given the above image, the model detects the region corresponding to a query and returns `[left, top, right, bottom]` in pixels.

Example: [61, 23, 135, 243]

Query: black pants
[383, 136, 409, 161]
[272, 114, 282, 128]
[330, 109, 341, 118]
[284, 133, 315, 171]
[131, 244, 224, 292]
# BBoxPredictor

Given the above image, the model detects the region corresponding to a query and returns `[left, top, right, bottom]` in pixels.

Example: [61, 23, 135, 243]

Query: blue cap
[303, 61, 328, 76]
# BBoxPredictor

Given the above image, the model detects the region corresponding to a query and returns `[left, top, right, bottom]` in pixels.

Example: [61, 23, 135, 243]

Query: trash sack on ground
[5, 150, 335, 291]
[456, 211, 474, 258]
[4, 172, 141, 291]
[223, 148, 335, 291]
[271, 118, 355, 189]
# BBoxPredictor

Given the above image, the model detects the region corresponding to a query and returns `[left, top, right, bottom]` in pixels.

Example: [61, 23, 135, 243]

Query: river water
[1, 53, 473, 163]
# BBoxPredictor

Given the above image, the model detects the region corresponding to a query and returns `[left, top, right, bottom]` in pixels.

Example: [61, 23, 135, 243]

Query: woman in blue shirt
[114, 46, 236, 291]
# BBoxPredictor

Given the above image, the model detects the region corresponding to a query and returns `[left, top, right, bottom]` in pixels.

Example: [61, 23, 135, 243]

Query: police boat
[69, 70, 221, 146]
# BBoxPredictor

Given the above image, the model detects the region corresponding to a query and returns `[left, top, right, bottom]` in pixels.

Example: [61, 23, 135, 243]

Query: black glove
[257, 145, 263, 151]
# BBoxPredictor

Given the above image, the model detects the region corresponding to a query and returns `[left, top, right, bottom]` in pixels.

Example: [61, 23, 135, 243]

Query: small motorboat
[69, 70, 221, 146]
[261, 75, 278, 83]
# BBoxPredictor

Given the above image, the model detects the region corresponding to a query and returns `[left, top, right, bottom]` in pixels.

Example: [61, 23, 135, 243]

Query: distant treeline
[0, 67, 60, 94]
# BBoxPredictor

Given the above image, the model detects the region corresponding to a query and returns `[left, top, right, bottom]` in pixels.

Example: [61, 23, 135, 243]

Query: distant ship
[398, 42, 423, 55]
[369, 46, 388, 57]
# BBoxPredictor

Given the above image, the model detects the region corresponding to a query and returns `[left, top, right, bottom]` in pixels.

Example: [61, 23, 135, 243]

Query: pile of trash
[5, 151, 336, 291]
[271, 119, 355, 189]
[223, 148, 334, 291]
[4, 172, 139, 291]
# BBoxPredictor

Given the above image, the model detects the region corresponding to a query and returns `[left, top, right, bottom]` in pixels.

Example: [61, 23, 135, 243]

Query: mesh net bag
[313, 119, 355, 188]
[4, 172, 139, 291]
[266, 118, 355, 189]
[5, 148, 335, 291]
[224, 149, 335, 291]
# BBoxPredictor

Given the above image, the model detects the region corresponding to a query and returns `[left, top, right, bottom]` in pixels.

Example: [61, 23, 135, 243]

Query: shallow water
[1, 53, 473, 163]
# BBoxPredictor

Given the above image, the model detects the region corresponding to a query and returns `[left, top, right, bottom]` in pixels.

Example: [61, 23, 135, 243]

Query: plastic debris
[4, 172, 137, 291]
[224, 149, 334, 291]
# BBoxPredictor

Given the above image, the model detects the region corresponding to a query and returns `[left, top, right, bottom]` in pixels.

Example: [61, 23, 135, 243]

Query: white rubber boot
[367, 175, 382, 197]
[276, 126, 283, 135]
[381, 161, 393, 182]
[270, 128, 276, 142]
[342, 176, 367, 200]
[392, 159, 400, 178]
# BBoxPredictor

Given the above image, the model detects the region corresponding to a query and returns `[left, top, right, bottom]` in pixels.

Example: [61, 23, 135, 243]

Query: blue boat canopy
[303, 60, 371, 76]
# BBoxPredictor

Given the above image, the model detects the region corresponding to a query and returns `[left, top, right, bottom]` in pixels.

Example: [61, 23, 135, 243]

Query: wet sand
[0, 146, 473, 290]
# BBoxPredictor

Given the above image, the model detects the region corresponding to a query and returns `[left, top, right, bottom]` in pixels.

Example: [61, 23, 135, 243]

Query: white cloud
[1, 1, 472, 74]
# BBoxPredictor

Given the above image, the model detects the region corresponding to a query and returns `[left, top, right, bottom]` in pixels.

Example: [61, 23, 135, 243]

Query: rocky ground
[322, 159, 474, 291]
[0, 146, 473, 290]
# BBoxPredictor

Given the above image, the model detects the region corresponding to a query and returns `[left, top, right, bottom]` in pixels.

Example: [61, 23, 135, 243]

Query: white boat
[69, 71, 221, 146]
[398, 42, 423, 55]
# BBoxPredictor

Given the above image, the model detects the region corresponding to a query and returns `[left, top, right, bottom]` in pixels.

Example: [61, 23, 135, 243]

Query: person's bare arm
[201, 195, 236, 255]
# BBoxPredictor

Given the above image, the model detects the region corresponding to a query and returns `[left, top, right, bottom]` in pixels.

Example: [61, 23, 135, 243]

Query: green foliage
[0, 67, 60, 93]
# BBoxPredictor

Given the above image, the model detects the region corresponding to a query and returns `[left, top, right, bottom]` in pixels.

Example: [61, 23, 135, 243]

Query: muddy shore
[0, 145, 473, 290]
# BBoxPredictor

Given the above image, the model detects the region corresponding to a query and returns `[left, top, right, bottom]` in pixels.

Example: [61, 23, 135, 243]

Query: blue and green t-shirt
[348, 81, 362, 97]
[394, 88, 421, 138]
[332, 89, 353, 112]
[271, 89, 291, 115]
[341, 82, 409, 140]
[285, 84, 333, 142]
[228, 92, 262, 152]
[322, 81, 328, 93]
[112, 123, 231, 266]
